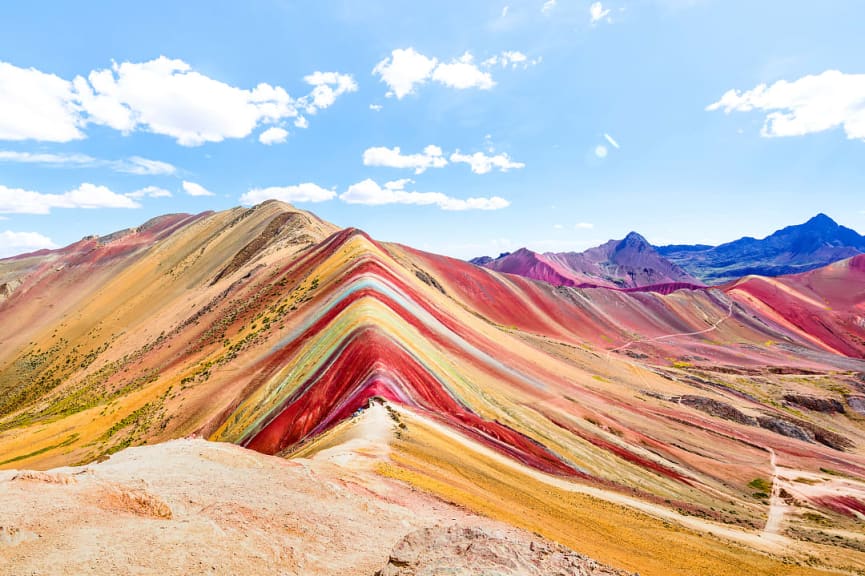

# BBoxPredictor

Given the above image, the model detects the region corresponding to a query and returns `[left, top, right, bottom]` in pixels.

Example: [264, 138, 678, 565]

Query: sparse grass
[748, 478, 771, 492]
[0, 433, 79, 466]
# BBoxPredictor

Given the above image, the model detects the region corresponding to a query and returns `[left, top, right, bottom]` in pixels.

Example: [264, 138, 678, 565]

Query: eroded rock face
[783, 394, 844, 414]
[848, 396, 865, 416]
[677, 395, 758, 426]
[757, 417, 813, 443]
[376, 525, 633, 576]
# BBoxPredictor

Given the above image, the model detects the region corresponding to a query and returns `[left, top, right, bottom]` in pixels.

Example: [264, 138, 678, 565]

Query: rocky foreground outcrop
[0, 439, 623, 576]
[377, 525, 631, 576]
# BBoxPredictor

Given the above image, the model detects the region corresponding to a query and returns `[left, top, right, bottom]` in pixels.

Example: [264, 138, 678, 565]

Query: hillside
[1, 202, 865, 575]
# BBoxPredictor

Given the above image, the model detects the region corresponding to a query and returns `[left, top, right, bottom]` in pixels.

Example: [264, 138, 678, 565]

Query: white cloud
[542, 0, 557, 13]
[362, 145, 448, 174]
[182, 180, 214, 197]
[126, 186, 172, 199]
[259, 126, 288, 145]
[594, 145, 608, 158]
[0, 150, 175, 175]
[0, 150, 95, 166]
[481, 51, 541, 70]
[74, 57, 298, 146]
[0, 62, 83, 142]
[449, 150, 525, 174]
[501, 5, 510, 17]
[372, 48, 536, 98]
[340, 178, 509, 211]
[0, 182, 140, 214]
[706, 70, 865, 140]
[0, 230, 58, 258]
[239, 183, 336, 205]
[553, 223, 564, 229]
[294, 116, 309, 129]
[0, 57, 354, 146]
[63, 183, 141, 209]
[590, 2, 611, 24]
[431, 53, 495, 90]
[299, 71, 358, 114]
[372, 48, 439, 99]
[575, 222, 594, 229]
[119, 156, 176, 175]
[603, 133, 620, 149]
[369, 104, 383, 112]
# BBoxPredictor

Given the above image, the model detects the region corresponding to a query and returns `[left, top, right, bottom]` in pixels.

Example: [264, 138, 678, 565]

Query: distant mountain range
[657, 214, 865, 284]
[476, 232, 700, 290]
[472, 214, 865, 287]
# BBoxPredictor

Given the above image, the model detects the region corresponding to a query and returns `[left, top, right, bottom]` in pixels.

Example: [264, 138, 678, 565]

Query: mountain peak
[804, 213, 838, 229]
[617, 231, 652, 253]
[623, 231, 649, 244]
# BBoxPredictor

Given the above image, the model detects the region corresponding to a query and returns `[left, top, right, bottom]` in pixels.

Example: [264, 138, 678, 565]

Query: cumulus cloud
[449, 150, 525, 174]
[0, 182, 140, 214]
[182, 180, 214, 197]
[239, 183, 336, 205]
[369, 104, 383, 112]
[126, 186, 172, 199]
[0, 230, 58, 258]
[0, 62, 83, 142]
[372, 48, 439, 99]
[431, 53, 495, 90]
[259, 126, 288, 145]
[373, 48, 537, 98]
[0, 57, 355, 146]
[300, 71, 358, 114]
[706, 70, 865, 140]
[72, 57, 293, 145]
[0, 150, 176, 175]
[362, 145, 448, 174]
[590, 2, 611, 24]
[340, 178, 509, 211]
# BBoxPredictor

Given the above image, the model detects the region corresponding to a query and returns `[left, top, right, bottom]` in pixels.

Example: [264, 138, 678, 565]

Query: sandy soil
[0, 437, 503, 575]
[0, 407, 627, 576]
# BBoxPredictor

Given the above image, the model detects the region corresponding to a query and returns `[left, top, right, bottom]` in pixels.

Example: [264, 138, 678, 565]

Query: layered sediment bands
[2, 202, 865, 568]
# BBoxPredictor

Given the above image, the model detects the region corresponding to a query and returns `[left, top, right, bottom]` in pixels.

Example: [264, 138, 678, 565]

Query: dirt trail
[404, 405, 792, 554]
[763, 448, 785, 536]
[605, 294, 734, 360]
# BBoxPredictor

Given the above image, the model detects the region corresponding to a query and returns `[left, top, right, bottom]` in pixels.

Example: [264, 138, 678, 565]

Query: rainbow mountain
[2, 201, 865, 575]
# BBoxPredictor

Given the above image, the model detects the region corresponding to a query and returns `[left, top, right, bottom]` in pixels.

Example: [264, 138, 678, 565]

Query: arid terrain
[2, 201, 864, 575]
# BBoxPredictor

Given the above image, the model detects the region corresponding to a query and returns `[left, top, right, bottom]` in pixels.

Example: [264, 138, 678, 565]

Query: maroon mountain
[477, 232, 702, 289]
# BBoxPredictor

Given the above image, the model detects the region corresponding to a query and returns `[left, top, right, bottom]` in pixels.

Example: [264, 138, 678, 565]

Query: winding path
[763, 447, 785, 536]
[605, 294, 734, 361]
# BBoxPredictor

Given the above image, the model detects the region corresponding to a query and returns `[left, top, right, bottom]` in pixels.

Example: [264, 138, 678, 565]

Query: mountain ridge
[471, 214, 865, 288]
[2, 202, 865, 574]
[657, 213, 865, 284]
[477, 232, 701, 289]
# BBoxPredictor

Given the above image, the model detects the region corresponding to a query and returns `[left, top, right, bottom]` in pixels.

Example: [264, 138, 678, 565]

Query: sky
[0, 1, 863, 259]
